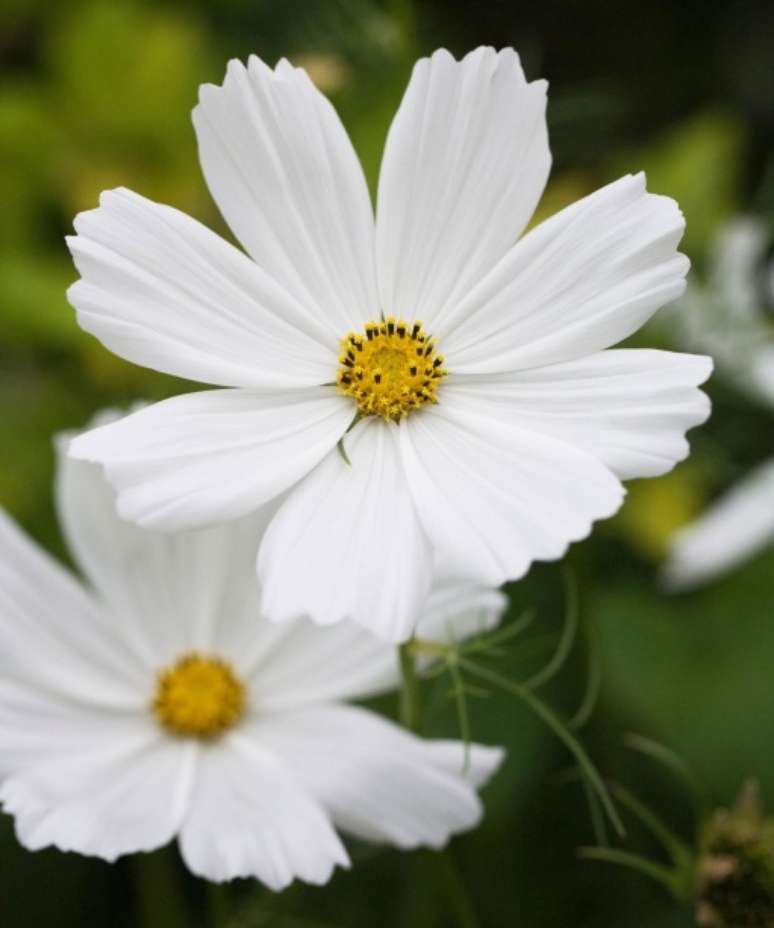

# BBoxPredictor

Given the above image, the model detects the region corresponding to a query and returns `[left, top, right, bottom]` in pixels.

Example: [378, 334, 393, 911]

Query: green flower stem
[423, 846, 482, 928]
[399, 640, 422, 732]
[133, 848, 191, 928]
[207, 882, 235, 927]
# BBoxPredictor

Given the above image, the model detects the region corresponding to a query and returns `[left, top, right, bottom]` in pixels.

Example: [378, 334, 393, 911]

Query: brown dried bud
[695, 781, 774, 927]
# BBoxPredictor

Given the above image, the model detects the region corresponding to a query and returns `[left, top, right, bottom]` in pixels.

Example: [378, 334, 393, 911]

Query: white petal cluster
[663, 218, 774, 588]
[64, 47, 712, 642]
[0, 429, 504, 887]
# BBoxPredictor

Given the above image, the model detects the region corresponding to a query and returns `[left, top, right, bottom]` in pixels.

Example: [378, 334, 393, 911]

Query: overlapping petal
[56, 432, 271, 667]
[246, 579, 507, 713]
[194, 56, 378, 333]
[399, 403, 624, 586]
[253, 705, 503, 847]
[258, 418, 433, 642]
[439, 174, 689, 372]
[67, 188, 335, 387]
[69, 388, 353, 531]
[444, 350, 712, 480]
[0, 508, 146, 706]
[376, 47, 549, 328]
[179, 735, 348, 887]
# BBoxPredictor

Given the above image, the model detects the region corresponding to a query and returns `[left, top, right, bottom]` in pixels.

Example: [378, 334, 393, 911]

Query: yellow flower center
[153, 652, 246, 738]
[336, 317, 447, 421]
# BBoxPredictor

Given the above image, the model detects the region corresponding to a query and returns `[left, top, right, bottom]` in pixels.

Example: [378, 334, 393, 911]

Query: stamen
[336, 318, 447, 421]
[153, 652, 245, 738]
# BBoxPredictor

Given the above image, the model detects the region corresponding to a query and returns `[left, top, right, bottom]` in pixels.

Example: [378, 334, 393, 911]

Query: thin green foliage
[582, 776, 610, 848]
[623, 732, 708, 816]
[523, 567, 578, 689]
[569, 617, 603, 730]
[609, 782, 693, 870]
[578, 847, 684, 896]
[458, 658, 625, 838]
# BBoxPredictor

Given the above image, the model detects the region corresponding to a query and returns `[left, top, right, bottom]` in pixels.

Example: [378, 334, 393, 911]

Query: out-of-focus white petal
[254, 705, 503, 848]
[193, 56, 378, 332]
[178, 736, 348, 887]
[67, 188, 335, 387]
[244, 577, 507, 713]
[69, 388, 353, 532]
[0, 508, 146, 707]
[444, 350, 712, 480]
[0, 713, 195, 862]
[439, 174, 689, 373]
[258, 419, 433, 643]
[56, 432, 272, 668]
[417, 575, 508, 642]
[399, 402, 624, 586]
[662, 458, 774, 589]
[376, 47, 549, 329]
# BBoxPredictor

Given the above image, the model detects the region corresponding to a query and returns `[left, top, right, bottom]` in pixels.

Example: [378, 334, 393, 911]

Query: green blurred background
[1, 0, 773, 925]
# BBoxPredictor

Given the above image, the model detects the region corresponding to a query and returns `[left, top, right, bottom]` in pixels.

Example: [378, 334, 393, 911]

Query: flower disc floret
[336, 317, 447, 421]
[153, 652, 245, 738]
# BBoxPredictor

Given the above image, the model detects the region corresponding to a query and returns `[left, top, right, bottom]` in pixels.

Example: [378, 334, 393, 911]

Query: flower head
[0, 417, 504, 887]
[67, 48, 711, 641]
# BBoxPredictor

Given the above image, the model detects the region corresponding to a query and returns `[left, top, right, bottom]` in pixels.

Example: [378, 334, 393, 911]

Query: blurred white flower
[66, 47, 710, 641]
[663, 218, 774, 589]
[0, 419, 504, 888]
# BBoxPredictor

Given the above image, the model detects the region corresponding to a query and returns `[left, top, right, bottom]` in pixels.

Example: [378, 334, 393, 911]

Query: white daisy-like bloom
[0, 422, 505, 888]
[663, 218, 774, 589]
[66, 47, 712, 641]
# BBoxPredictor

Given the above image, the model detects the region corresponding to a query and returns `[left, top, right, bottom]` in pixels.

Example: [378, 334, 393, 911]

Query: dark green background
[1, 1, 773, 925]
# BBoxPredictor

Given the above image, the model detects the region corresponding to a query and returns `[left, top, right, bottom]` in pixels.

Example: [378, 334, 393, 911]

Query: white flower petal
[0, 508, 145, 707]
[444, 350, 712, 480]
[418, 575, 508, 643]
[376, 47, 549, 329]
[67, 188, 335, 388]
[258, 418, 433, 642]
[193, 56, 378, 332]
[399, 403, 625, 586]
[441, 174, 689, 373]
[69, 388, 353, 532]
[178, 735, 348, 887]
[0, 713, 195, 862]
[56, 432, 271, 667]
[245, 578, 506, 713]
[254, 705, 503, 848]
[662, 458, 774, 589]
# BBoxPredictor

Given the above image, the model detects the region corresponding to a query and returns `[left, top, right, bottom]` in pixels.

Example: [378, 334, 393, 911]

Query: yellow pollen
[153, 652, 246, 738]
[336, 317, 447, 421]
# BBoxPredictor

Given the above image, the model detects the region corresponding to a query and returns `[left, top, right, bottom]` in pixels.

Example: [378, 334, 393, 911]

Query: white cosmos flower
[663, 218, 774, 589]
[66, 47, 712, 642]
[0, 423, 505, 888]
